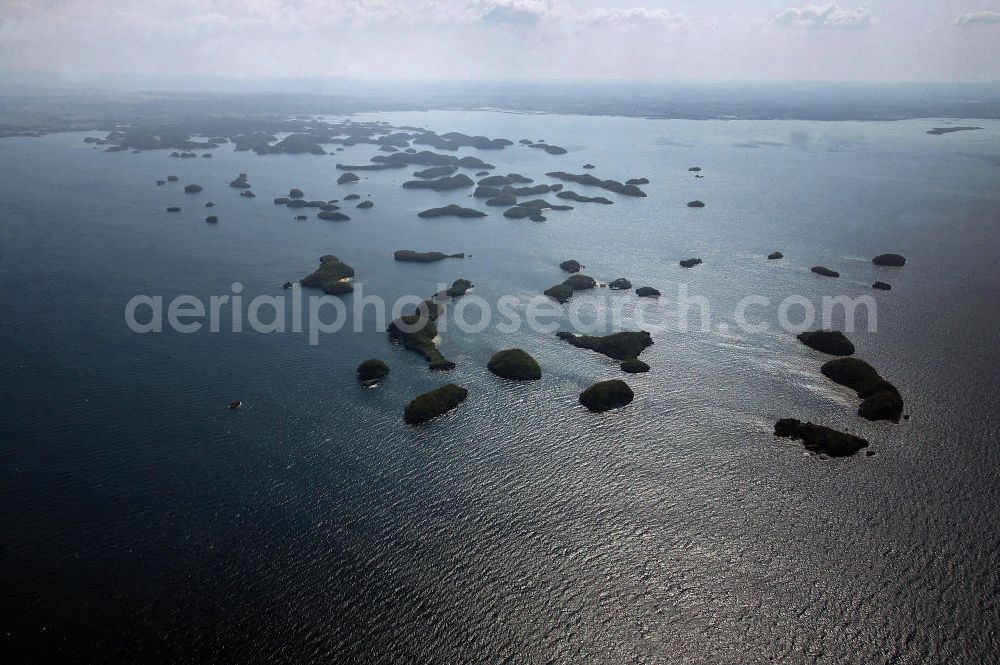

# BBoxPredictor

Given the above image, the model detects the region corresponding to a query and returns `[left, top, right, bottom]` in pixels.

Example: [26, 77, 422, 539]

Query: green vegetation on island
[774, 418, 869, 457]
[797, 330, 855, 356]
[487, 349, 542, 381]
[579, 380, 634, 412]
[300, 255, 355, 296]
[404, 384, 468, 424]
[821, 358, 904, 422]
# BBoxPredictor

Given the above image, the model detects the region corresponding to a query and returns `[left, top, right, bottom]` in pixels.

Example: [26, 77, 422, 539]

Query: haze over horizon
[1, 0, 999, 86]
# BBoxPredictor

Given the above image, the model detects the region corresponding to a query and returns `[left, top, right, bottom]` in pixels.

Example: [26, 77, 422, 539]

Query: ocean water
[1, 111, 999, 663]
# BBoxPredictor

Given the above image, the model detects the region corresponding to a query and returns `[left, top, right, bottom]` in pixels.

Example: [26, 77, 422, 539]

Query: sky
[0, 0, 998, 84]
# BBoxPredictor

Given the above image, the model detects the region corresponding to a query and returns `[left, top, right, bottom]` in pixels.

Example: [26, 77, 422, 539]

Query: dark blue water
[1, 112, 999, 663]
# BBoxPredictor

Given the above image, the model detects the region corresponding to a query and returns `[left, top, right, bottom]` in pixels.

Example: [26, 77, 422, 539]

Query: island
[687, 200, 705, 208]
[487, 349, 542, 381]
[404, 384, 468, 424]
[485, 192, 517, 207]
[543, 284, 574, 303]
[394, 250, 465, 263]
[579, 380, 634, 413]
[626, 178, 649, 185]
[478, 174, 533, 187]
[441, 278, 473, 297]
[402, 174, 474, 191]
[546, 171, 646, 197]
[184, 184, 203, 193]
[873, 253, 906, 267]
[418, 205, 486, 219]
[926, 126, 982, 135]
[356, 201, 374, 209]
[205, 215, 218, 223]
[295, 215, 307, 220]
[679, 258, 702, 268]
[167, 175, 179, 182]
[620, 358, 650, 373]
[811, 266, 840, 277]
[357, 359, 390, 385]
[872, 281, 891, 290]
[688, 167, 702, 172]
[768, 251, 784, 260]
[563, 274, 596, 291]
[635, 286, 660, 297]
[797, 330, 855, 356]
[529, 143, 567, 155]
[474, 185, 500, 198]
[343, 193, 360, 201]
[556, 191, 613, 205]
[166, 206, 181, 212]
[556, 330, 653, 371]
[608, 278, 632, 290]
[317, 211, 351, 221]
[560, 260, 582, 273]
[300, 255, 355, 295]
[505, 184, 562, 196]
[337, 172, 360, 184]
[773, 418, 869, 457]
[388, 311, 454, 370]
[289, 188, 304, 199]
[821, 358, 904, 422]
[414, 166, 458, 178]
[239, 191, 256, 198]
[205, 202, 215, 207]
[229, 173, 250, 188]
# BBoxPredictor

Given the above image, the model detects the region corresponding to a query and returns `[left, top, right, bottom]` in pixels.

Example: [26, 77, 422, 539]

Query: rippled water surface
[1, 112, 999, 663]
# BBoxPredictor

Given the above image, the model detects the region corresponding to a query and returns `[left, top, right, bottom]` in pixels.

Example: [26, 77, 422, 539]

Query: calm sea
[1, 111, 999, 663]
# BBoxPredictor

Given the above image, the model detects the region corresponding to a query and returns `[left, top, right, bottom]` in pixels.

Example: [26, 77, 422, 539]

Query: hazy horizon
[1, 1, 999, 85]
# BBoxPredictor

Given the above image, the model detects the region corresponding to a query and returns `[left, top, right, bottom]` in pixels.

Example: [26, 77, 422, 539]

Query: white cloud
[476, 0, 550, 24]
[954, 10, 1000, 27]
[773, 3, 873, 30]
[583, 7, 689, 29]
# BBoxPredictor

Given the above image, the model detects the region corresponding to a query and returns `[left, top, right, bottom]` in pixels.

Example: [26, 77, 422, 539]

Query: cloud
[476, 0, 550, 24]
[773, 3, 873, 30]
[582, 7, 689, 29]
[954, 11, 1000, 27]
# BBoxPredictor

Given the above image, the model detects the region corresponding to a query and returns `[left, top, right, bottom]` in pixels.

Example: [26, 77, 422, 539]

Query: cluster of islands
[114, 115, 911, 456]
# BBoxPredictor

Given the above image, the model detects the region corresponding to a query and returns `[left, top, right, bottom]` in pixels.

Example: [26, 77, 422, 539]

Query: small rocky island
[394, 250, 465, 263]
[797, 330, 855, 356]
[811, 266, 840, 277]
[768, 251, 784, 260]
[873, 253, 906, 267]
[404, 384, 468, 424]
[773, 418, 869, 457]
[300, 255, 355, 295]
[679, 258, 702, 268]
[184, 184, 203, 193]
[635, 286, 660, 297]
[556, 330, 653, 371]
[556, 191, 613, 205]
[487, 349, 542, 381]
[418, 205, 486, 219]
[402, 174, 475, 191]
[579, 380, 634, 413]
[821, 358, 904, 422]
[357, 359, 389, 386]
[337, 172, 360, 184]
[545, 171, 646, 197]
[687, 200, 705, 208]
[926, 126, 982, 135]
[559, 259, 582, 273]
[873, 281, 892, 290]
[609, 278, 632, 290]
